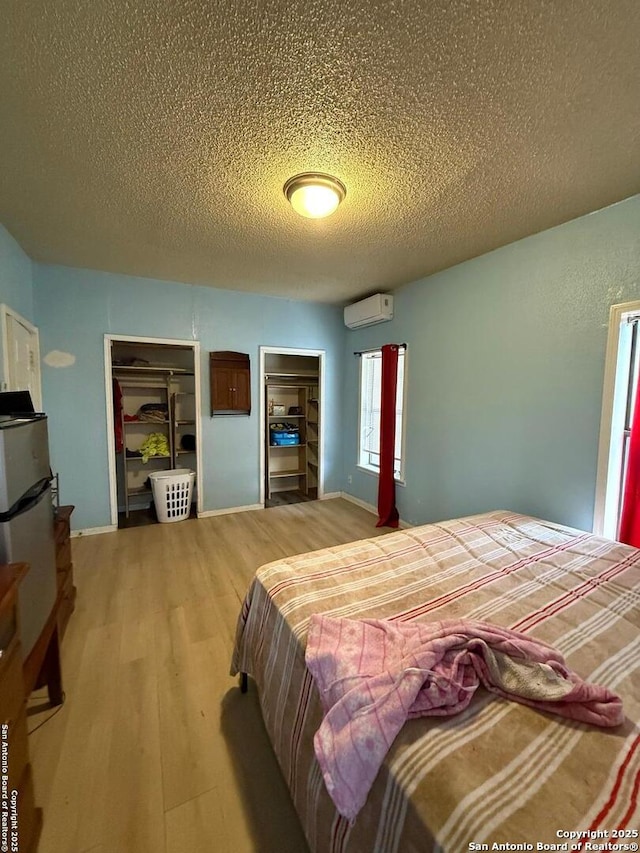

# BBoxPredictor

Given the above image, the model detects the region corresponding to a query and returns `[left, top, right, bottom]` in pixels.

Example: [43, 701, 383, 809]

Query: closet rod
[353, 343, 407, 356]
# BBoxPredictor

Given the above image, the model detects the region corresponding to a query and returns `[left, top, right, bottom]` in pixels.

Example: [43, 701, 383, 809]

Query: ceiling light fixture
[284, 172, 346, 219]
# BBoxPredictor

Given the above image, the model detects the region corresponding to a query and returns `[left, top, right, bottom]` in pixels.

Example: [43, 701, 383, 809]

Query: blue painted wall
[33, 265, 344, 530]
[7, 192, 640, 534]
[343, 195, 640, 531]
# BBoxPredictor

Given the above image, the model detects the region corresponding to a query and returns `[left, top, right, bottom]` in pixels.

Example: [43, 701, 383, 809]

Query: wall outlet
[347, 474, 352, 484]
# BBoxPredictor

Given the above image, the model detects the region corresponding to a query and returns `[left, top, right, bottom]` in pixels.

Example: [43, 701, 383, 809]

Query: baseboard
[198, 503, 263, 518]
[340, 491, 412, 528]
[73, 504, 264, 531]
[340, 491, 378, 515]
[201, 496, 341, 515]
[71, 524, 118, 538]
[70, 497, 410, 532]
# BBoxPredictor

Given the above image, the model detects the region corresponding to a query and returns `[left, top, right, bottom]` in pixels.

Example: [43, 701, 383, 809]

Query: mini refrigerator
[0, 415, 57, 658]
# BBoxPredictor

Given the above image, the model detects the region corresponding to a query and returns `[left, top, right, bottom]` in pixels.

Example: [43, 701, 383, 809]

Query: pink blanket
[305, 616, 624, 821]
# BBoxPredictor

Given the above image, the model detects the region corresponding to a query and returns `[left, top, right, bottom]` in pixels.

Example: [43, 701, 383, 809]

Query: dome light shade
[284, 172, 346, 219]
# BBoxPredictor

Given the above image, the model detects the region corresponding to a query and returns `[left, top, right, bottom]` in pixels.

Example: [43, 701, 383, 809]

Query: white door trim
[259, 345, 326, 506]
[0, 303, 42, 409]
[593, 299, 640, 536]
[104, 333, 203, 526]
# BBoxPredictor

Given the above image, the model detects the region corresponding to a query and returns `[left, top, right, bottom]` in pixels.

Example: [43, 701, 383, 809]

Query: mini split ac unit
[344, 294, 394, 329]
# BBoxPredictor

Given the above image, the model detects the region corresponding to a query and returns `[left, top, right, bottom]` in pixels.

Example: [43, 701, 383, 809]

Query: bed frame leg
[239, 672, 248, 693]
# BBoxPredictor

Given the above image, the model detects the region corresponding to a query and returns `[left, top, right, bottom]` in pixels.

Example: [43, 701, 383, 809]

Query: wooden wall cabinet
[210, 351, 251, 415]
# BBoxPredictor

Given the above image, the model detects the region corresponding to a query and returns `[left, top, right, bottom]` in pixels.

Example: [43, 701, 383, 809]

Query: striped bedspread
[231, 511, 640, 852]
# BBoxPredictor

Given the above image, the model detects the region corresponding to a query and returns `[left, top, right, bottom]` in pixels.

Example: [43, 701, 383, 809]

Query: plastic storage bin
[270, 430, 300, 446]
[149, 468, 195, 522]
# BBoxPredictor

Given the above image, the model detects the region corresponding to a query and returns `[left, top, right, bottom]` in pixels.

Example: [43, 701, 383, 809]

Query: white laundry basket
[149, 468, 195, 523]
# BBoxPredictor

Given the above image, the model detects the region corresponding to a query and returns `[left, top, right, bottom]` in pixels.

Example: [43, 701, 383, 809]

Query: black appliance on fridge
[0, 399, 57, 659]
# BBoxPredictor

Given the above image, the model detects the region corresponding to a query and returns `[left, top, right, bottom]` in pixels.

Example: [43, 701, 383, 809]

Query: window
[358, 348, 406, 480]
[595, 302, 640, 538]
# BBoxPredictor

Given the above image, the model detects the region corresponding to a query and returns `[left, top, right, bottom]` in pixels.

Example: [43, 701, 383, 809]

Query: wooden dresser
[54, 505, 76, 640]
[22, 505, 76, 704]
[0, 562, 42, 853]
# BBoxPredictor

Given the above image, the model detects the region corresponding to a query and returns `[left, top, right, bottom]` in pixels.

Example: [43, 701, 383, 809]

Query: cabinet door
[211, 366, 235, 411]
[233, 368, 251, 413]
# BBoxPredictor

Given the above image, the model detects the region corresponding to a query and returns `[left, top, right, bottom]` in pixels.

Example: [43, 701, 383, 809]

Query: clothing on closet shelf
[137, 403, 169, 423]
[138, 432, 170, 463]
[111, 356, 150, 367]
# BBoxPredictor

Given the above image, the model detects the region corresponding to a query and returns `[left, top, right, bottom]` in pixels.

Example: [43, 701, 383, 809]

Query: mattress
[231, 510, 640, 852]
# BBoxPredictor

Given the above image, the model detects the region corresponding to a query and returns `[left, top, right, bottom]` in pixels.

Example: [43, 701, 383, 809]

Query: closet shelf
[124, 419, 169, 425]
[117, 382, 172, 390]
[265, 371, 319, 379]
[270, 443, 307, 449]
[270, 469, 307, 478]
[114, 365, 194, 375]
[124, 455, 171, 463]
[265, 384, 316, 391]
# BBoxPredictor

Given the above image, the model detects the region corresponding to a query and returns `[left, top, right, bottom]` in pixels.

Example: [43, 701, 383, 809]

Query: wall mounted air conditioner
[344, 294, 394, 329]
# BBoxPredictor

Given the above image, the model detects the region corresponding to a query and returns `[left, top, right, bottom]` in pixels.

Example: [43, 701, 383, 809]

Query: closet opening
[105, 336, 202, 529]
[260, 347, 325, 509]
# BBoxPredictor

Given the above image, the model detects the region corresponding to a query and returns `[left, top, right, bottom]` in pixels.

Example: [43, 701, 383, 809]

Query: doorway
[104, 335, 203, 528]
[260, 346, 325, 508]
[595, 300, 640, 538]
[0, 304, 42, 409]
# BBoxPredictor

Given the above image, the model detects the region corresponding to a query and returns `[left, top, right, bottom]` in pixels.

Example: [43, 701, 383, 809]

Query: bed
[231, 510, 640, 852]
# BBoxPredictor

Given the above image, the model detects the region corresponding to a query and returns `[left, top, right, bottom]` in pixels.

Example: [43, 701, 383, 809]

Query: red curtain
[619, 374, 640, 546]
[376, 344, 400, 528]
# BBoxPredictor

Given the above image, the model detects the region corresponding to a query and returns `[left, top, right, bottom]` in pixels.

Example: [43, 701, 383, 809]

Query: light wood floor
[28, 498, 390, 853]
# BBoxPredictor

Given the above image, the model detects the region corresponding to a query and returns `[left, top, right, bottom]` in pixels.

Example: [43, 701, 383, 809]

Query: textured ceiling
[1, 1, 639, 304]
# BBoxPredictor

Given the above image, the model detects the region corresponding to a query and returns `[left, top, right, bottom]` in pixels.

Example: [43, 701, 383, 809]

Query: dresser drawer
[55, 538, 72, 572]
[57, 564, 71, 593]
[58, 593, 75, 640]
[0, 595, 17, 655]
[54, 515, 70, 546]
[0, 637, 25, 726]
[60, 569, 74, 598]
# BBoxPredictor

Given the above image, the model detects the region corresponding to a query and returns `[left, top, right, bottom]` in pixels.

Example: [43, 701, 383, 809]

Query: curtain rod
[353, 343, 407, 356]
